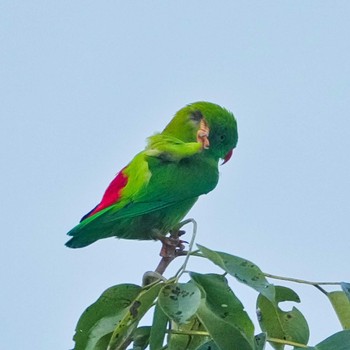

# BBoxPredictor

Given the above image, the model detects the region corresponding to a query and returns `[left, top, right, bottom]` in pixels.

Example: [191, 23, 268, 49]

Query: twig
[155, 256, 175, 275]
[264, 272, 341, 295]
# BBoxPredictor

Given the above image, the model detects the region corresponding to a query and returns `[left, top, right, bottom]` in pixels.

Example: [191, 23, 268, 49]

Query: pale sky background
[1, 2, 349, 349]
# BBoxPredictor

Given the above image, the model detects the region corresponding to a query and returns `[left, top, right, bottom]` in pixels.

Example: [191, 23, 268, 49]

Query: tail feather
[65, 236, 97, 249]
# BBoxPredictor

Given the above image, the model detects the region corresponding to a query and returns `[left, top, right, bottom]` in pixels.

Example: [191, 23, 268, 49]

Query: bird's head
[163, 101, 238, 164]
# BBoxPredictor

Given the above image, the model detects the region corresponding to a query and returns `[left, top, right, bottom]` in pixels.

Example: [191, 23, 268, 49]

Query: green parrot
[66, 101, 238, 248]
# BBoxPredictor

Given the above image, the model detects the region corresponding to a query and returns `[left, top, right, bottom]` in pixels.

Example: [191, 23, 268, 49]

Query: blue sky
[1, 2, 349, 349]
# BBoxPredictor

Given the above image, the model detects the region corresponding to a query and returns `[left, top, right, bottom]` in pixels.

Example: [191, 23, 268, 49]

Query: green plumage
[66, 102, 238, 248]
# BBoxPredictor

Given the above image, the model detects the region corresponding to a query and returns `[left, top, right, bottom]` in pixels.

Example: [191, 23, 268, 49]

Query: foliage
[70, 244, 350, 350]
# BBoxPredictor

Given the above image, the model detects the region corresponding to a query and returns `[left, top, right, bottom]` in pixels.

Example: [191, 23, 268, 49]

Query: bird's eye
[220, 134, 226, 141]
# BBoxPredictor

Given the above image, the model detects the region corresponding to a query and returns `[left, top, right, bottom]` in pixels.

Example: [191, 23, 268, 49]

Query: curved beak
[221, 149, 234, 165]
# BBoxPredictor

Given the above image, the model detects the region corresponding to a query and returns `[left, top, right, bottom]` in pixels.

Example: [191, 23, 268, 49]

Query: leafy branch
[69, 221, 350, 350]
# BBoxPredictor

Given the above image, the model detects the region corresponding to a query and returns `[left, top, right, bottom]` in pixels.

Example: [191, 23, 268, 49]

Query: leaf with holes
[257, 286, 309, 350]
[197, 244, 275, 302]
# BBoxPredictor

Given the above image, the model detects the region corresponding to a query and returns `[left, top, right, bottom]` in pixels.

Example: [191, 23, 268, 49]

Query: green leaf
[167, 317, 209, 350]
[197, 244, 275, 301]
[132, 326, 151, 350]
[158, 282, 201, 325]
[328, 291, 350, 330]
[294, 330, 350, 350]
[341, 282, 350, 301]
[72, 283, 142, 350]
[191, 273, 254, 338]
[108, 282, 163, 350]
[191, 272, 255, 350]
[256, 286, 309, 350]
[254, 333, 266, 350]
[194, 340, 220, 350]
[315, 330, 350, 350]
[149, 301, 168, 350]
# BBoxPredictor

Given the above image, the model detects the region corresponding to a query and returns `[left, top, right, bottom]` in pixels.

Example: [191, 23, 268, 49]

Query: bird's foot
[197, 118, 210, 149]
[150, 229, 189, 276]
[158, 230, 187, 259]
[151, 220, 196, 277]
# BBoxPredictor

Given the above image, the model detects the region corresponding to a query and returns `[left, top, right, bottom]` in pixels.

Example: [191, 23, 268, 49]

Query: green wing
[66, 136, 218, 248]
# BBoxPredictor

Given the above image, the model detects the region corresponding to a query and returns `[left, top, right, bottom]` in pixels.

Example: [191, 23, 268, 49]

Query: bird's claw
[157, 229, 188, 258]
[197, 119, 210, 149]
[178, 229, 186, 237]
[159, 236, 185, 258]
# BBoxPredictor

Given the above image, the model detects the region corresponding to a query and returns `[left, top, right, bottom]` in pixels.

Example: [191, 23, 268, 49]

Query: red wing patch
[80, 167, 128, 221]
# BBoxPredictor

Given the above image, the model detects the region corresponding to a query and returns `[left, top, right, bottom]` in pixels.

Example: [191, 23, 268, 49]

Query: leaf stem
[165, 332, 309, 348]
[188, 249, 201, 256]
[174, 219, 197, 279]
[267, 337, 308, 348]
[166, 329, 210, 336]
[264, 273, 340, 288]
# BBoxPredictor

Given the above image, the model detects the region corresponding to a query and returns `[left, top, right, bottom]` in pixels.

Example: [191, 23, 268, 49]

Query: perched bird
[66, 101, 238, 248]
